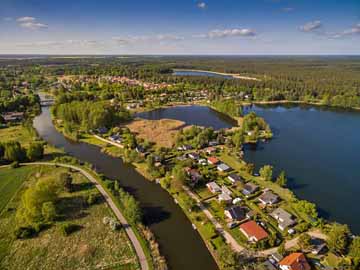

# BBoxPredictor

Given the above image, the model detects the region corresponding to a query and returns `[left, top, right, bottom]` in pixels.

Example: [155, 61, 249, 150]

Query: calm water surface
[33, 107, 218, 270]
[244, 104, 360, 234]
[173, 70, 234, 79]
[140, 104, 360, 234]
[137, 105, 236, 129]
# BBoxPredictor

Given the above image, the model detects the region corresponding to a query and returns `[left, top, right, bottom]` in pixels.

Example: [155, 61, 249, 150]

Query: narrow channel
[33, 106, 219, 270]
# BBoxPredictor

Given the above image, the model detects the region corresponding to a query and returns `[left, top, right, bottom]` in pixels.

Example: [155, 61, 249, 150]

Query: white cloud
[195, 28, 256, 39]
[197, 2, 207, 9]
[299, 20, 322, 32]
[330, 23, 360, 39]
[15, 40, 103, 48]
[16, 16, 48, 30]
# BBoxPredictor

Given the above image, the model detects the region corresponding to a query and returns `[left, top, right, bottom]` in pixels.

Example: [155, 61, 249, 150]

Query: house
[188, 152, 200, 160]
[258, 191, 280, 205]
[109, 134, 121, 142]
[218, 193, 232, 204]
[198, 158, 207, 165]
[239, 220, 268, 242]
[270, 252, 284, 263]
[279, 253, 310, 270]
[242, 183, 259, 197]
[208, 140, 218, 146]
[311, 238, 328, 255]
[177, 144, 192, 151]
[1, 112, 24, 122]
[227, 173, 243, 184]
[185, 168, 202, 183]
[217, 163, 231, 172]
[224, 205, 246, 221]
[270, 208, 296, 231]
[205, 147, 217, 155]
[221, 186, 232, 196]
[135, 145, 147, 155]
[96, 127, 108, 134]
[207, 156, 220, 165]
[206, 182, 221, 193]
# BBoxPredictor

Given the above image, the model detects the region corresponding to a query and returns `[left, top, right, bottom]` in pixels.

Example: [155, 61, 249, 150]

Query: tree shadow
[142, 206, 171, 226]
[71, 182, 95, 192]
[56, 195, 89, 221]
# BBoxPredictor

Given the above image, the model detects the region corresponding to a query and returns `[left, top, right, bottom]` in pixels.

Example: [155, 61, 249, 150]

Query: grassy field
[0, 166, 40, 214]
[0, 165, 139, 270]
[0, 125, 61, 155]
[126, 118, 185, 148]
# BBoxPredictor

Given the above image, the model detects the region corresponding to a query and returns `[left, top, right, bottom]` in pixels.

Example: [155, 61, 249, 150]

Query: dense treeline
[211, 99, 243, 118]
[1, 56, 360, 109]
[52, 100, 131, 132]
[0, 141, 44, 164]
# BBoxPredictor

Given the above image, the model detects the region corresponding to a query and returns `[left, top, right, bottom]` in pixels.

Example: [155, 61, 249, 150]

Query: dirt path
[21, 162, 149, 270]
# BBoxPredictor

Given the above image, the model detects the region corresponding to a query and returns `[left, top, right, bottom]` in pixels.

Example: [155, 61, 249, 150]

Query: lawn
[0, 166, 40, 213]
[0, 166, 139, 270]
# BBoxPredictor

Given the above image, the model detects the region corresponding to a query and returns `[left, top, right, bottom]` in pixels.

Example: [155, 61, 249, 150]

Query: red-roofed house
[279, 253, 311, 270]
[207, 156, 220, 165]
[239, 220, 268, 242]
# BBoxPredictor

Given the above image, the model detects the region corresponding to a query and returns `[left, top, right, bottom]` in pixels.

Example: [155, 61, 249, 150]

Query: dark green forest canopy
[1, 55, 360, 108]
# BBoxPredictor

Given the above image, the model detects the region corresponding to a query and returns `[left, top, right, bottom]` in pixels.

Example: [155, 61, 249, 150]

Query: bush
[14, 226, 37, 239]
[59, 223, 79, 236]
[86, 193, 97, 205]
[10, 161, 20, 168]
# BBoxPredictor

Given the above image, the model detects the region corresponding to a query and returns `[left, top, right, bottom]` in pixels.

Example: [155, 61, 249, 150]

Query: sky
[0, 0, 359, 55]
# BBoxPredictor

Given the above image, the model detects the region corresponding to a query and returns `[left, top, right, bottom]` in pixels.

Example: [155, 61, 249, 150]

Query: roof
[262, 261, 277, 270]
[243, 182, 259, 193]
[225, 206, 246, 220]
[240, 220, 268, 241]
[228, 173, 242, 182]
[217, 163, 231, 171]
[218, 193, 232, 201]
[271, 208, 296, 228]
[207, 182, 221, 190]
[259, 191, 279, 204]
[279, 253, 310, 270]
[208, 156, 219, 164]
[221, 186, 232, 195]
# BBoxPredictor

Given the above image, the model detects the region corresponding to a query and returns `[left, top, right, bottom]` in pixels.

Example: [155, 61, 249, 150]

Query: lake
[137, 105, 236, 130]
[139, 104, 360, 234]
[244, 104, 360, 234]
[173, 69, 234, 79]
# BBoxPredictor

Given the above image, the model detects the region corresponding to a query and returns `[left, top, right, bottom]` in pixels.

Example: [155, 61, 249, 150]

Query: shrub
[59, 223, 79, 236]
[10, 161, 20, 168]
[42, 202, 57, 222]
[86, 193, 97, 205]
[109, 219, 121, 231]
[14, 226, 36, 239]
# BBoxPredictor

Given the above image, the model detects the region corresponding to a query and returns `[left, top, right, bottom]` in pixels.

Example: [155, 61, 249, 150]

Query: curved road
[21, 162, 149, 270]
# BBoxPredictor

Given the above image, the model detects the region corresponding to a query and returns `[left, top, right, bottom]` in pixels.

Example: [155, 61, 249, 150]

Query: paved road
[183, 186, 245, 253]
[21, 162, 149, 270]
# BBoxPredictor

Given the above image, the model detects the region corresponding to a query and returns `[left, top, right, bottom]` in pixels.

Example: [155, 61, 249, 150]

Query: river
[33, 107, 218, 270]
[138, 104, 360, 234]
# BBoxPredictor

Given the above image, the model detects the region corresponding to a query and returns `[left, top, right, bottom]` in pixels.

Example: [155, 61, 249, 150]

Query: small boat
[192, 223, 197, 230]
[174, 199, 178, 204]
[155, 179, 160, 184]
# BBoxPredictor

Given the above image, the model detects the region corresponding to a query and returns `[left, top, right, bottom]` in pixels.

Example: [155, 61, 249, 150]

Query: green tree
[41, 201, 57, 222]
[327, 223, 350, 255]
[4, 141, 25, 162]
[278, 242, 286, 256]
[26, 142, 44, 161]
[232, 130, 244, 149]
[298, 233, 313, 250]
[276, 171, 287, 187]
[259, 165, 273, 181]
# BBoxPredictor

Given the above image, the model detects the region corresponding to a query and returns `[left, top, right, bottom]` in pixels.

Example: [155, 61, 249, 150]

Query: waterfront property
[227, 173, 243, 184]
[270, 208, 297, 231]
[224, 206, 247, 221]
[242, 182, 259, 197]
[258, 190, 280, 206]
[239, 220, 268, 242]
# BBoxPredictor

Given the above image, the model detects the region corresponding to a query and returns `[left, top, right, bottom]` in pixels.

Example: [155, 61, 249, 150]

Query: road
[21, 162, 149, 270]
[183, 186, 245, 253]
[260, 230, 328, 256]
